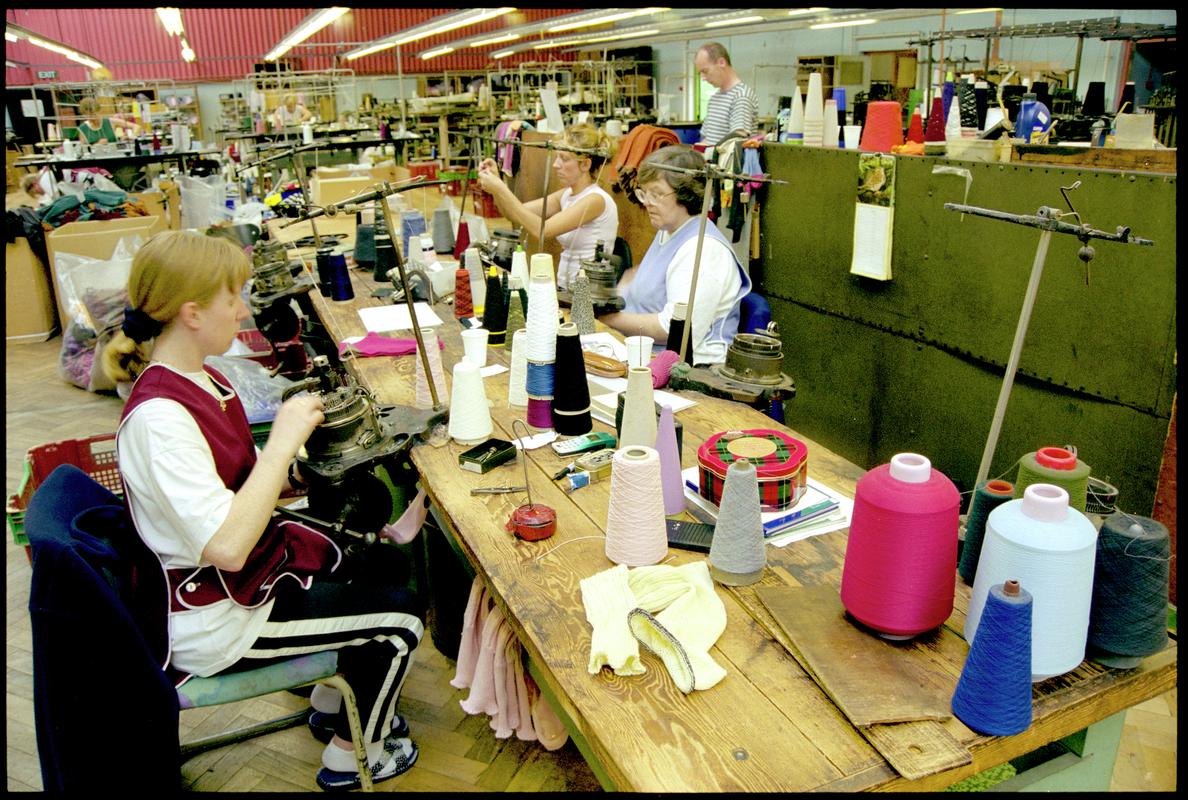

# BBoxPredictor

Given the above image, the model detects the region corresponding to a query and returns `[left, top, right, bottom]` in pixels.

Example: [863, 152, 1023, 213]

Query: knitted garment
[580, 561, 728, 694]
[451, 577, 568, 750]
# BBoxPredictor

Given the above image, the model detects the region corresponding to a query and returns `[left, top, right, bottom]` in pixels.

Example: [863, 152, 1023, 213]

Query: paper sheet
[539, 88, 564, 134]
[479, 364, 508, 378]
[357, 302, 444, 333]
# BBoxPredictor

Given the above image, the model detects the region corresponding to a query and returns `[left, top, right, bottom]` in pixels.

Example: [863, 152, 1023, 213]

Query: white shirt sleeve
[118, 397, 236, 568]
[656, 233, 742, 364]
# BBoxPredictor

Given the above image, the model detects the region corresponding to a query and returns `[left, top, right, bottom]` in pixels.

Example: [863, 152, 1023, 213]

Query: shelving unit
[235, 69, 357, 130]
[32, 79, 198, 142]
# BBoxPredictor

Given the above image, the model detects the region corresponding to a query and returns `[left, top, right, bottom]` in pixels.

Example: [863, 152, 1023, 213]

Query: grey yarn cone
[708, 459, 766, 586]
[570, 269, 596, 335]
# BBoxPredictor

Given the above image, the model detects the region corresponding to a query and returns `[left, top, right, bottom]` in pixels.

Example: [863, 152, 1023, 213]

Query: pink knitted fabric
[378, 487, 429, 545]
[451, 579, 489, 689]
[649, 350, 680, 388]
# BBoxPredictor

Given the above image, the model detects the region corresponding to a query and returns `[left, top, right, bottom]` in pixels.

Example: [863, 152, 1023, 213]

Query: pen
[470, 486, 527, 495]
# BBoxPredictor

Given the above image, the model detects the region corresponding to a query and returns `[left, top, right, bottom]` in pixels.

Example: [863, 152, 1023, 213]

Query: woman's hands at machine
[269, 393, 325, 460]
[476, 158, 505, 194]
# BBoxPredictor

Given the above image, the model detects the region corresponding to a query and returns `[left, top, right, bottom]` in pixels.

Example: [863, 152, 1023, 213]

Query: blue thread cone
[952, 580, 1033, 736]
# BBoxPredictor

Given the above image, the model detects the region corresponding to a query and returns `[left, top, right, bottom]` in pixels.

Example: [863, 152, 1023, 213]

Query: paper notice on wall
[539, 88, 564, 134]
[849, 153, 896, 281]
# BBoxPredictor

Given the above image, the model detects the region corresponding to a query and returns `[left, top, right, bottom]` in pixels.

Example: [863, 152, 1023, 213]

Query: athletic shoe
[307, 710, 409, 744]
[315, 737, 418, 791]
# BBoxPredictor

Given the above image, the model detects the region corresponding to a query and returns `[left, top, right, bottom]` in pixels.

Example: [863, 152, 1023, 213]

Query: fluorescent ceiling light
[810, 18, 876, 29]
[155, 7, 184, 37]
[266, 7, 349, 61]
[788, 7, 829, 16]
[955, 7, 1003, 14]
[18, 33, 103, 69]
[491, 48, 518, 59]
[344, 41, 396, 61]
[547, 8, 668, 33]
[705, 15, 765, 28]
[470, 32, 520, 47]
[5, 31, 18, 42]
[180, 37, 195, 62]
[420, 46, 455, 60]
[394, 8, 514, 46]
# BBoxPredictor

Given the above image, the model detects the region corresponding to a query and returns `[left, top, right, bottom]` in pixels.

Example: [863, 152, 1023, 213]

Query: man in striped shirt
[695, 42, 759, 145]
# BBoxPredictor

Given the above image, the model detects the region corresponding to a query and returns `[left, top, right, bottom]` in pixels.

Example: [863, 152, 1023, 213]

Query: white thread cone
[507, 328, 529, 408]
[803, 73, 825, 147]
[822, 99, 840, 148]
[619, 366, 657, 449]
[510, 247, 530, 294]
[414, 328, 447, 409]
[945, 94, 963, 141]
[605, 446, 668, 566]
[465, 248, 486, 310]
[447, 360, 492, 445]
[708, 459, 766, 585]
[656, 404, 684, 516]
[788, 87, 804, 136]
[525, 254, 559, 363]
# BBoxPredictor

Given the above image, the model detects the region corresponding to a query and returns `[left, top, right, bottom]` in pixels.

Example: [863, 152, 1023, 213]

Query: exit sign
[36, 70, 57, 79]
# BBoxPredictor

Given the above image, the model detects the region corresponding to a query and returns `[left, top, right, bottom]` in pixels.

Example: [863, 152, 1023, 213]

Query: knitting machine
[277, 355, 447, 553]
[580, 239, 626, 311]
[668, 325, 795, 410]
[247, 239, 339, 376]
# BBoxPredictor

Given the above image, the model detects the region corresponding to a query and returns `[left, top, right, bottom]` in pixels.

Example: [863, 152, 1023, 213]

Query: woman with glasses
[599, 144, 751, 366]
[476, 123, 618, 291]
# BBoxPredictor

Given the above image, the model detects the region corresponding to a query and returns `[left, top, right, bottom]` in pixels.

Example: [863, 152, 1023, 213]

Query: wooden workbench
[277, 213, 1177, 793]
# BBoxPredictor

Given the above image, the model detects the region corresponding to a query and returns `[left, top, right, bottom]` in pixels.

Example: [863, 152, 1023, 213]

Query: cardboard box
[310, 174, 375, 207]
[5, 238, 59, 342]
[46, 215, 165, 327]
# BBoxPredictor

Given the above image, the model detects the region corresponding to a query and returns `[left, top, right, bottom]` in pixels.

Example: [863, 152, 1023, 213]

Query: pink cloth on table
[451, 578, 490, 690]
[338, 331, 444, 358]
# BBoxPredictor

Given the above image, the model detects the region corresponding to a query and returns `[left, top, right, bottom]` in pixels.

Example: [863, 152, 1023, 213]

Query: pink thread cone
[656, 404, 684, 516]
[453, 220, 471, 260]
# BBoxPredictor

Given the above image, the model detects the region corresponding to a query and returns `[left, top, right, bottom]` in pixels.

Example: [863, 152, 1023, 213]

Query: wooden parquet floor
[5, 336, 1177, 792]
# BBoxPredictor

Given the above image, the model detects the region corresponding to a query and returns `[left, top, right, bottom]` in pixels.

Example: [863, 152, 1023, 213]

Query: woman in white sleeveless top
[477, 123, 619, 291]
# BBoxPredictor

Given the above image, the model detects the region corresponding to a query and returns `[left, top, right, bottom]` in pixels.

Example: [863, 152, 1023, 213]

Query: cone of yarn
[413, 328, 448, 410]
[431, 207, 455, 254]
[510, 246, 531, 294]
[526, 397, 553, 431]
[400, 210, 426, 257]
[1087, 513, 1171, 664]
[464, 248, 486, 312]
[708, 458, 766, 586]
[507, 329, 529, 408]
[373, 231, 396, 284]
[505, 277, 526, 338]
[569, 269, 596, 335]
[604, 446, 668, 567]
[1014, 446, 1090, 512]
[419, 234, 438, 265]
[906, 88, 923, 123]
[665, 302, 687, 355]
[822, 99, 840, 149]
[452, 219, 471, 260]
[551, 323, 592, 436]
[840, 453, 960, 639]
[944, 93, 963, 141]
[786, 87, 804, 143]
[619, 366, 657, 449]
[974, 82, 990, 131]
[941, 80, 956, 122]
[958, 479, 1016, 585]
[832, 87, 847, 114]
[958, 79, 979, 129]
[905, 108, 925, 143]
[966, 484, 1098, 682]
[951, 580, 1034, 736]
[355, 223, 376, 272]
[859, 101, 904, 152]
[802, 72, 825, 147]
[447, 360, 492, 445]
[453, 268, 473, 318]
[655, 404, 684, 516]
[524, 254, 559, 364]
[1081, 81, 1105, 118]
[924, 96, 947, 143]
[482, 266, 507, 346]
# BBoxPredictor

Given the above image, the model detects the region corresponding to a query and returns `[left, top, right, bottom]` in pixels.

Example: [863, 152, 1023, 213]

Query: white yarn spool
[510, 247, 530, 294]
[708, 459, 766, 585]
[822, 99, 840, 149]
[524, 256, 559, 363]
[464, 248, 486, 309]
[618, 366, 657, 449]
[803, 73, 825, 147]
[787, 88, 805, 136]
[507, 328, 529, 408]
[413, 328, 448, 410]
[605, 446, 668, 566]
[447, 360, 492, 445]
[966, 483, 1098, 682]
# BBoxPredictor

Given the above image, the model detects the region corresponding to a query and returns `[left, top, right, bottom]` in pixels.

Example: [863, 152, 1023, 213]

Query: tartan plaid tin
[696, 429, 808, 512]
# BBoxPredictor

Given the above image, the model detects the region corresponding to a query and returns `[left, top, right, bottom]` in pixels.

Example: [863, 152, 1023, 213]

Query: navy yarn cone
[952, 580, 1033, 736]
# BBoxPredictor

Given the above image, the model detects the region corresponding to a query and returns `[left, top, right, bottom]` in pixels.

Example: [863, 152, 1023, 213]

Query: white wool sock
[310, 684, 342, 714]
[321, 739, 384, 773]
[580, 564, 645, 676]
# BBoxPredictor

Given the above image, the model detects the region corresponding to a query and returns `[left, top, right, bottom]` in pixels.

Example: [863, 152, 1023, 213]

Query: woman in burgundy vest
[104, 230, 423, 791]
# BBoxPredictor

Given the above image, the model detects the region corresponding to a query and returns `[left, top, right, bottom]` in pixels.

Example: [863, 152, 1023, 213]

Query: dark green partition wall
[755, 145, 1176, 512]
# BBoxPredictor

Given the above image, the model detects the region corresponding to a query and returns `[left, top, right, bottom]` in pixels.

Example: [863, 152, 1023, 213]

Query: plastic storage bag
[178, 174, 229, 230]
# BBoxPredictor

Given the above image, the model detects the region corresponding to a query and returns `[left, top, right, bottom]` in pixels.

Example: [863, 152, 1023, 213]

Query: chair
[738, 292, 772, 336]
[25, 464, 375, 791]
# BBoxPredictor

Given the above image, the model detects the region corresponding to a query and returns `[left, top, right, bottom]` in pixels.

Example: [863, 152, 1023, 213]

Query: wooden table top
[274, 211, 1177, 793]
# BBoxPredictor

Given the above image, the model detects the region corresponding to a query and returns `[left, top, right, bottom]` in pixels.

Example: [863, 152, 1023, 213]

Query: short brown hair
[698, 42, 731, 66]
[638, 145, 705, 215]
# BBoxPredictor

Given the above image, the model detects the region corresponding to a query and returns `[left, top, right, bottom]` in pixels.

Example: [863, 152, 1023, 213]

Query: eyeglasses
[635, 187, 675, 205]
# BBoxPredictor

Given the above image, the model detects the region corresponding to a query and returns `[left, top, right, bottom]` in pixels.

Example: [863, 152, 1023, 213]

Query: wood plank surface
[290, 207, 1177, 793]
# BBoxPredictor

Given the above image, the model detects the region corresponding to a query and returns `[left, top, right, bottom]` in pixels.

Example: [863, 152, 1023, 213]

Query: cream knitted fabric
[581, 561, 728, 693]
[627, 561, 727, 693]
[580, 564, 646, 676]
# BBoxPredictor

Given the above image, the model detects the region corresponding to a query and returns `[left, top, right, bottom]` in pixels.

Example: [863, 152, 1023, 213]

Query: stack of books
[681, 466, 852, 545]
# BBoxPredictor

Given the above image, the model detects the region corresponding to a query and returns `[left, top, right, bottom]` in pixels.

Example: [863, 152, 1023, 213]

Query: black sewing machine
[667, 326, 795, 410]
[247, 238, 340, 376]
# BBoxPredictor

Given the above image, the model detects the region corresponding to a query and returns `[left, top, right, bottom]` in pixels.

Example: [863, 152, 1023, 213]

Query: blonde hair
[103, 230, 251, 384]
[560, 123, 617, 176]
[78, 97, 100, 117]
